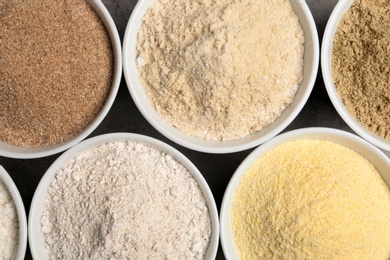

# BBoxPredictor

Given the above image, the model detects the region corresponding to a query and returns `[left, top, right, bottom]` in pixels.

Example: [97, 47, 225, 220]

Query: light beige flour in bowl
[137, 0, 304, 141]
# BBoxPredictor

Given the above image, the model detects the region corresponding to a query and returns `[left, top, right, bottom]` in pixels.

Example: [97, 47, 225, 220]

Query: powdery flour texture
[232, 140, 390, 259]
[137, 0, 304, 141]
[41, 141, 211, 259]
[0, 180, 18, 260]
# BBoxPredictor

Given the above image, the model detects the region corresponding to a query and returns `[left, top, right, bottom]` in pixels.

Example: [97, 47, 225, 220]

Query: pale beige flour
[137, 0, 304, 140]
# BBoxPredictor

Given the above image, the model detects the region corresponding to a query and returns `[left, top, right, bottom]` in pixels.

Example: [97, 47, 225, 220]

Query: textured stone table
[1, 1, 388, 259]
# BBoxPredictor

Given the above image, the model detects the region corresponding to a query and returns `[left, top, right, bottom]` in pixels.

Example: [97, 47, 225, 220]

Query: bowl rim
[321, 0, 390, 152]
[28, 132, 219, 260]
[0, 0, 122, 159]
[0, 166, 28, 260]
[123, 0, 319, 154]
[219, 127, 390, 260]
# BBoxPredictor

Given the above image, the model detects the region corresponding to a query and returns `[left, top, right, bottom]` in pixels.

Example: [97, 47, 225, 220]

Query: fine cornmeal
[0, 0, 113, 147]
[232, 140, 390, 259]
[0, 179, 18, 259]
[41, 141, 211, 259]
[137, 0, 304, 141]
[332, 0, 390, 140]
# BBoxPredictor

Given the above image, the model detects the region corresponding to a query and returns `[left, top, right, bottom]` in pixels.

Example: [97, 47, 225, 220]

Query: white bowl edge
[0, 166, 28, 260]
[220, 127, 390, 260]
[123, 0, 319, 154]
[28, 133, 219, 260]
[321, 0, 390, 152]
[0, 0, 122, 159]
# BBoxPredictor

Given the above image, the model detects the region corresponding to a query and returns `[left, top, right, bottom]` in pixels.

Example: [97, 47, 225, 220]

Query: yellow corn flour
[232, 139, 390, 259]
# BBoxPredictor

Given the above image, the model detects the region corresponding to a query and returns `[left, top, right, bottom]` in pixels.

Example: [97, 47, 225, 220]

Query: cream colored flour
[232, 140, 390, 259]
[137, 0, 304, 141]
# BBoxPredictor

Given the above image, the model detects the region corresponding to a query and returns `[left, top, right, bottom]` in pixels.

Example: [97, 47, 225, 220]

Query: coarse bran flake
[0, 0, 113, 147]
[137, 0, 304, 141]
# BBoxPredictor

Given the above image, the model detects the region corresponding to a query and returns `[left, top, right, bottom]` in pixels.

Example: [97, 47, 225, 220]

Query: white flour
[41, 141, 212, 259]
[0, 179, 18, 260]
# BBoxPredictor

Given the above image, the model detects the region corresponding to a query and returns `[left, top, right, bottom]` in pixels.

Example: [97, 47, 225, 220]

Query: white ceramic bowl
[0, 166, 27, 260]
[220, 127, 390, 259]
[321, 0, 390, 152]
[28, 133, 219, 260]
[123, 0, 319, 154]
[0, 0, 122, 159]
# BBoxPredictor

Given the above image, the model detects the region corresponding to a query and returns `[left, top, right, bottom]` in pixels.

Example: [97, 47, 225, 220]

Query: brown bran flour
[0, 0, 113, 147]
[332, 0, 390, 140]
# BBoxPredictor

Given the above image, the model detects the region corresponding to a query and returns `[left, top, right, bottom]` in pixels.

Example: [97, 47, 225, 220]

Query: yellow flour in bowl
[232, 139, 390, 259]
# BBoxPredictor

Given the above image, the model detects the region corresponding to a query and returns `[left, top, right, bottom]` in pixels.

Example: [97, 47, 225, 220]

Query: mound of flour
[42, 141, 211, 259]
[137, 0, 304, 140]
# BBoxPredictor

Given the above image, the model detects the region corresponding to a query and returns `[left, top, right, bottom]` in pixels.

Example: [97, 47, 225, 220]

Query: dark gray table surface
[1, 1, 389, 259]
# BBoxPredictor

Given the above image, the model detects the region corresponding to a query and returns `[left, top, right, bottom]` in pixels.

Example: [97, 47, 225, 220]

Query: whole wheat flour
[0, 179, 18, 260]
[137, 0, 304, 141]
[41, 141, 211, 259]
[332, 0, 390, 140]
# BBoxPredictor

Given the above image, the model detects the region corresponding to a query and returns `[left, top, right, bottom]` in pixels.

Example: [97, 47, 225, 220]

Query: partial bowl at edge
[321, 0, 390, 151]
[0, 166, 28, 260]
